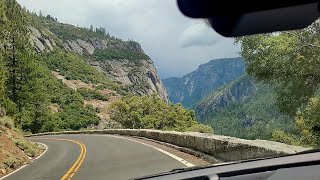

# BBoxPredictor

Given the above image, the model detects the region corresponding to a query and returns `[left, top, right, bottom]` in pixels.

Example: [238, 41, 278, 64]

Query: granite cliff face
[90, 59, 168, 101]
[28, 26, 56, 53]
[28, 21, 168, 101]
[163, 57, 245, 108]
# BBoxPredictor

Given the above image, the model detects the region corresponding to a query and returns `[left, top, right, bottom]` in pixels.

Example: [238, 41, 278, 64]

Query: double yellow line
[34, 138, 86, 180]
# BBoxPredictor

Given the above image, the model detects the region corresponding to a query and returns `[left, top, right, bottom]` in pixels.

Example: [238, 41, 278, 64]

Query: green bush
[40, 114, 62, 132]
[3, 155, 17, 168]
[186, 124, 214, 133]
[272, 130, 299, 146]
[12, 138, 38, 157]
[2, 99, 17, 116]
[58, 106, 100, 130]
[78, 88, 108, 101]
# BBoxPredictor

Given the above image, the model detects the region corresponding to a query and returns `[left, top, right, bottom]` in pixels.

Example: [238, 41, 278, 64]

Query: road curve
[4, 134, 187, 180]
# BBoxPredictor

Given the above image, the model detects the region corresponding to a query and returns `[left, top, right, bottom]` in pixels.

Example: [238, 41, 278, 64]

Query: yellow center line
[68, 142, 86, 179]
[32, 138, 86, 180]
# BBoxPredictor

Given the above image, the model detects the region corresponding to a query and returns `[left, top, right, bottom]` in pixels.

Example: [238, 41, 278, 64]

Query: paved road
[4, 134, 186, 180]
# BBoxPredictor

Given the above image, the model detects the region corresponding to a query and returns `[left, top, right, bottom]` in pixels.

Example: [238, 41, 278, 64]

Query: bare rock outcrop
[92, 59, 168, 102]
[28, 26, 55, 53]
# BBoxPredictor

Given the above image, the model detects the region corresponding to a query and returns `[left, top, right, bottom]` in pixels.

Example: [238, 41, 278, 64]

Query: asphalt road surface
[3, 134, 187, 180]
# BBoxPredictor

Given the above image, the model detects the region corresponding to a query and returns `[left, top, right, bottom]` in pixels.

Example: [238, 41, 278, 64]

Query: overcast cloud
[18, 0, 240, 78]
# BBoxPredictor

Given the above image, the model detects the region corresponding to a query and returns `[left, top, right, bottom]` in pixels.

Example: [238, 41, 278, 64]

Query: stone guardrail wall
[27, 129, 309, 162]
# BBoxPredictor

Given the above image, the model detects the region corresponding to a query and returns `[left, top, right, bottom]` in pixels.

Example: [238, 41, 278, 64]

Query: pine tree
[90, 25, 93, 32]
[1, 0, 51, 132]
[0, 55, 7, 103]
[18, 57, 50, 133]
[0, 2, 8, 103]
[3, 0, 31, 110]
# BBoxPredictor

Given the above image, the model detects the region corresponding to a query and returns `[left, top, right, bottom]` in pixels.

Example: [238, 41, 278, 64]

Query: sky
[18, 0, 240, 78]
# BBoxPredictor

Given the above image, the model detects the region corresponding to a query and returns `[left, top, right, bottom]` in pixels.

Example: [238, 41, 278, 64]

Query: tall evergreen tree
[0, 1, 8, 104]
[3, 0, 31, 111]
[0, 55, 7, 103]
[1, 0, 51, 132]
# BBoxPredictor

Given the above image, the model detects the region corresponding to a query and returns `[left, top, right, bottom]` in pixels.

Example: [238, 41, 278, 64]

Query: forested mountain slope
[195, 76, 293, 140]
[163, 57, 245, 108]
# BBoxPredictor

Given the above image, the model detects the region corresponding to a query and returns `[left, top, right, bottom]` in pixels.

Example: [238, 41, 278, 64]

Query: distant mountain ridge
[163, 57, 245, 108]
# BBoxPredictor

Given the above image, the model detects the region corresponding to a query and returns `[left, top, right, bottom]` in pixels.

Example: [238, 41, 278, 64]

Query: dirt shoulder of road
[0, 117, 45, 178]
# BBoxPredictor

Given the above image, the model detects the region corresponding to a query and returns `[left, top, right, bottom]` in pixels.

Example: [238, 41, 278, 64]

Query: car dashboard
[135, 151, 320, 180]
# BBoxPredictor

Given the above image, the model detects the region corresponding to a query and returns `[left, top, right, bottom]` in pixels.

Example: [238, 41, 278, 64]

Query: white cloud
[18, 0, 240, 78]
[178, 22, 223, 48]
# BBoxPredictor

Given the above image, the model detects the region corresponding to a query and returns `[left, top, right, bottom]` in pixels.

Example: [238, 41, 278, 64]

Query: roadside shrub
[12, 138, 37, 157]
[2, 99, 17, 116]
[3, 155, 17, 168]
[77, 88, 108, 101]
[58, 106, 100, 130]
[0, 116, 14, 129]
[186, 124, 214, 133]
[272, 130, 299, 145]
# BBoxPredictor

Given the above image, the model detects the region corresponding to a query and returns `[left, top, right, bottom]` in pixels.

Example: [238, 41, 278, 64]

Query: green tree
[295, 97, 320, 146]
[0, 52, 8, 103]
[235, 21, 320, 116]
[0, 0, 53, 132]
[2, 0, 32, 109]
[109, 95, 213, 132]
[236, 21, 320, 146]
[16, 57, 51, 133]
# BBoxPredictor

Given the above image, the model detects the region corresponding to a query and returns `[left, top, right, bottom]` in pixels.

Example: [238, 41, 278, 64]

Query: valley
[163, 59, 293, 140]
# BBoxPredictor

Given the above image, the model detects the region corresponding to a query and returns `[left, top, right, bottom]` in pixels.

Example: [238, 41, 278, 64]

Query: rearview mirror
[177, 0, 320, 37]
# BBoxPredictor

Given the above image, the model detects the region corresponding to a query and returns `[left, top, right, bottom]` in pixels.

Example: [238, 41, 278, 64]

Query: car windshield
[0, 0, 319, 179]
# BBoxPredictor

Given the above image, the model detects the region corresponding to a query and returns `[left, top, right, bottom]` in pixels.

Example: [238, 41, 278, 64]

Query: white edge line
[107, 135, 194, 167]
[0, 142, 48, 180]
[33, 143, 48, 160]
